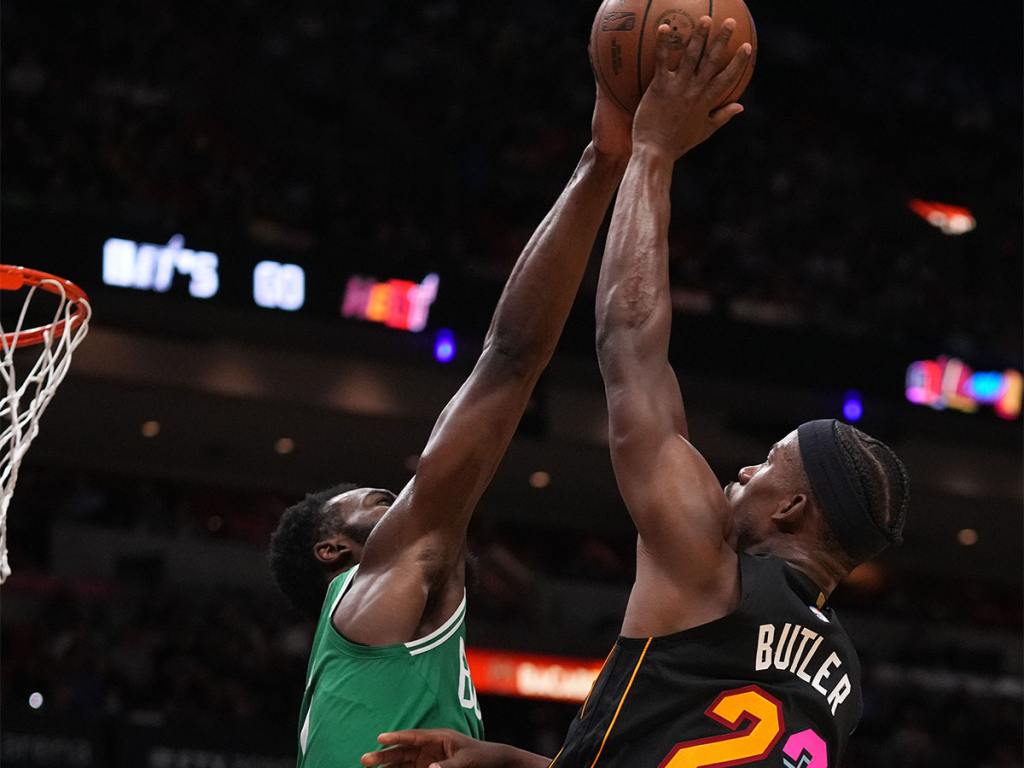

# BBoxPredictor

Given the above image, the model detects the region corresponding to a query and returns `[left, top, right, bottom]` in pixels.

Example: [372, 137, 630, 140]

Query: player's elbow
[595, 326, 645, 385]
[595, 307, 664, 372]
[596, 282, 659, 339]
[480, 333, 548, 381]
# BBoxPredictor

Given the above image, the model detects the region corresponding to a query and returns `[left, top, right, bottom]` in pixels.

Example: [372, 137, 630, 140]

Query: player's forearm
[482, 144, 625, 375]
[595, 146, 675, 378]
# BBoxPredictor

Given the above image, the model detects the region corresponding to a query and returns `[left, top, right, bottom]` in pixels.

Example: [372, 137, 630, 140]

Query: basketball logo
[601, 12, 636, 32]
[658, 10, 695, 48]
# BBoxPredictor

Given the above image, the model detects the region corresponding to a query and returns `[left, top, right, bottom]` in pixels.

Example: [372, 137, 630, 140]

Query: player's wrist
[630, 141, 678, 170]
[584, 141, 630, 178]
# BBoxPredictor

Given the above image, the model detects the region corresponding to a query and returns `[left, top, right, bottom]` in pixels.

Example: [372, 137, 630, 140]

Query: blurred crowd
[2, 0, 1021, 363]
[2, 469, 1021, 765]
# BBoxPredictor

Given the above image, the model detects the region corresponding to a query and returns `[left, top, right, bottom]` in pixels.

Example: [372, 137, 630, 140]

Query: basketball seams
[593, 0, 636, 114]
[696, 0, 714, 67]
[635, 0, 656, 107]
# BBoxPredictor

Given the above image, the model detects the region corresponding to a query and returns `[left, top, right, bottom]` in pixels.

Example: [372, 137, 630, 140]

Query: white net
[1, 278, 91, 583]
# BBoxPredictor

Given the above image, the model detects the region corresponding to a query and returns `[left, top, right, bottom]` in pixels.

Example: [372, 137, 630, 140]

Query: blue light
[842, 391, 863, 422]
[434, 329, 455, 363]
[969, 372, 1003, 401]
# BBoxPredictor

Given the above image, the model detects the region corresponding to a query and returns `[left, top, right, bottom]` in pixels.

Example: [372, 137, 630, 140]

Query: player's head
[268, 483, 395, 617]
[726, 420, 909, 574]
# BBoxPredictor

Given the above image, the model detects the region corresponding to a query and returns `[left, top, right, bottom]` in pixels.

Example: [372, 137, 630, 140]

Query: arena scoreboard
[100, 232, 441, 333]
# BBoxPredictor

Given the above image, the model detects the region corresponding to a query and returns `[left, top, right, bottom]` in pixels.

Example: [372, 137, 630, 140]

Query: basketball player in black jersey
[362, 18, 909, 768]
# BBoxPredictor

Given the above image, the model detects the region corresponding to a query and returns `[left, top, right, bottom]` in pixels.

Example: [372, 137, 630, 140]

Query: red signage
[341, 273, 439, 332]
[908, 199, 977, 235]
[466, 648, 604, 703]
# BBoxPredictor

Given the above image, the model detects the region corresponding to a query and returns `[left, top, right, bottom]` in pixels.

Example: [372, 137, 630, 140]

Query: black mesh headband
[797, 419, 893, 561]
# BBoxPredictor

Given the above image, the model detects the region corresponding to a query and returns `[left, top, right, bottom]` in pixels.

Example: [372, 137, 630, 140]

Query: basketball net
[1, 271, 91, 583]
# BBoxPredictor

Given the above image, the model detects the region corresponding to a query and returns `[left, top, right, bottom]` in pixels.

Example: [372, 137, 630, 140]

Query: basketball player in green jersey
[267, 59, 638, 765]
[363, 20, 908, 768]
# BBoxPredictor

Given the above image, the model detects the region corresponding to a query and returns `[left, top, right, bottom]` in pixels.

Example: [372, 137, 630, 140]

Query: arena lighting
[28, 692, 43, 710]
[434, 329, 456, 363]
[341, 273, 439, 332]
[253, 260, 305, 311]
[140, 420, 161, 438]
[957, 528, 979, 547]
[841, 391, 863, 423]
[529, 471, 551, 489]
[908, 199, 977, 236]
[103, 234, 219, 298]
[275, 437, 296, 455]
[465, 648, 604, 703]
[906, 357, 1022, 420]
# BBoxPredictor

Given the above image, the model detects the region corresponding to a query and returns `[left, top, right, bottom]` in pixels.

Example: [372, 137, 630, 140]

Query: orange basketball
[590, 0, 758, 113]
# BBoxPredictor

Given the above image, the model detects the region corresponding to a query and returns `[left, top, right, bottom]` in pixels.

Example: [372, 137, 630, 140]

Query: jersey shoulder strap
[322, 566, 468, 659]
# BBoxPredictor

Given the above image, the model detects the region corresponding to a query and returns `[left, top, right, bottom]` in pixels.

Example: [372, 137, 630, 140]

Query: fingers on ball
[709, 44, 752, 101]
[701, 18, 737, 75]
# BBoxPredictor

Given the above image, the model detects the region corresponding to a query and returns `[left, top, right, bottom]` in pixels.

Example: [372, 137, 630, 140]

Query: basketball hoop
[1, 265, 92, 583]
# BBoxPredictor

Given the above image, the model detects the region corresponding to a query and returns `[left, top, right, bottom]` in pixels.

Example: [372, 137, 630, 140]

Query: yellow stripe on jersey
[590, 637, 652, 768]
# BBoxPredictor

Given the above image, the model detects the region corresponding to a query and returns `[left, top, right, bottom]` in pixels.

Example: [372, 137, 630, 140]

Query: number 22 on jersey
[658, 686, 827, 768]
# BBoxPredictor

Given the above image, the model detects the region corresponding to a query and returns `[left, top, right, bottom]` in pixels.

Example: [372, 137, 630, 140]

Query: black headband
[797, 419, 893, 561]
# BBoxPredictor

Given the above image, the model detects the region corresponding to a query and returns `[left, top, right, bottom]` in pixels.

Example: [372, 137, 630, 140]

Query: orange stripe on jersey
[548, 745, 565, 768]
[589, 637, 652, 768]
[580, 646, 617, 718]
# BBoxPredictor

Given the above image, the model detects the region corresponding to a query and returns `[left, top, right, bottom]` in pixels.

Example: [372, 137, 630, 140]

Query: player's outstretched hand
[632, 17, 751, 162]
[362, 729, 526, 768]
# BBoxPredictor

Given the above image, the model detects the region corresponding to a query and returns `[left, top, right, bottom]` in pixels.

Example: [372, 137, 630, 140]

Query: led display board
[99, 233, 438, 330]
[906, 356, 1022, 420]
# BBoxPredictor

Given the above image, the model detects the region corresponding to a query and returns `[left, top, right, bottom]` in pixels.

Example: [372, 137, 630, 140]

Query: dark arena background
[2, 1, 1022, 766]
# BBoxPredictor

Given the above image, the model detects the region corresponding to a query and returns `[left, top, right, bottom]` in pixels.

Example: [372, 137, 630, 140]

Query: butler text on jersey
[755, 622, 852, 715]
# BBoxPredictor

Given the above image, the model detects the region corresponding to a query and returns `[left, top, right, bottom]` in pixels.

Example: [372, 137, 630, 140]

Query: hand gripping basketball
[632, 18, 752, 162]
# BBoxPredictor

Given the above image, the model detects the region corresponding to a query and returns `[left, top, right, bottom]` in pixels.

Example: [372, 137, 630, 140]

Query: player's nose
[737, 465, 757, 483]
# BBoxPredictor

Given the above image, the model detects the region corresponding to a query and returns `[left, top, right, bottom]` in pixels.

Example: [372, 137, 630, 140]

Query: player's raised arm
[595, 20, 752, 635]
[336, 92, 634, 645]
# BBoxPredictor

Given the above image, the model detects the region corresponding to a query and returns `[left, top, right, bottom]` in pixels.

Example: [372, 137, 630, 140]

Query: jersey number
[459, 638, 482, 719]
[659, 686, 784, 768]
[658, 687, 829, 768]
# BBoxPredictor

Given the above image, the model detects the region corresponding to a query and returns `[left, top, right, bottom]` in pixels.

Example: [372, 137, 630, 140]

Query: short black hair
[269, 483, 359, 618]
[820, 424, 910, 566]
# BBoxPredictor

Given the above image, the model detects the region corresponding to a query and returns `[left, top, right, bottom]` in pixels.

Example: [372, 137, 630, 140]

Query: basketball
[590, 0, 758, 113]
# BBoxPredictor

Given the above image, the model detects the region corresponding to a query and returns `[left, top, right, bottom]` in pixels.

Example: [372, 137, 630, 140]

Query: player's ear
[772, 493, 810, 532]
[314, 534, 352, 566]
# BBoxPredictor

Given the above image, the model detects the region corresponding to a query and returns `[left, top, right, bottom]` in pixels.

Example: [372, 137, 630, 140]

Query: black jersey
[553, 554, 862, 768]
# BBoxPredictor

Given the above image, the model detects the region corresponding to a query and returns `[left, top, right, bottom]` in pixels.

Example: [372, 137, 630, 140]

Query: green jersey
[296, 567, 484, 768]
